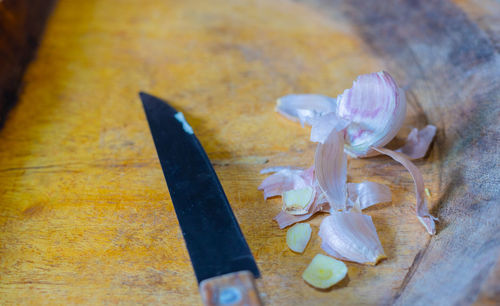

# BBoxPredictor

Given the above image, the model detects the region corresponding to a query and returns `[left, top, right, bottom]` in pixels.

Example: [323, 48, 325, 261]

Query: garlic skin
[319, 212, 386, 265]
[337, 71, 407, 158]
[258, 167, 314, 200]
[373, 147, 437, 235]
[395, 125, 437, 160]
[315, 130, 348, 211]
[276, 94, 336, 125]
[347, 181, 392, 210]
[286, 223, 312, 253]
[302, 254, 348, 289]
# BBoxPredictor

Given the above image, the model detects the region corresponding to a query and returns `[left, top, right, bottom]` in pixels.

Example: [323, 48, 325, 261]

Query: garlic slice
[302, 254, 348, 289]
[282, 187, 315, 215]
[337, 71, 407, 158]
[347, 181, 392, 210]
[319, 212, 386, 265]
[286, 223, 312, 253]
[315, 129, 348, 211]
[372, 147, 437, 234]
[276, 94, 336, 125]
[395, 125, 437, 160]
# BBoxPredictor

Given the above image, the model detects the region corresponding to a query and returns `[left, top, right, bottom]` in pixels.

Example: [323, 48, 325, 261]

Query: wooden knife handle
[199, 271, 262, 306]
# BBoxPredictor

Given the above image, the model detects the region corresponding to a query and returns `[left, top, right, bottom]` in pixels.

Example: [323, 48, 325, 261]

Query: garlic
[338, 71, 407, 158]
[282, 187, 315, 215]
[319, 212, 386, 265]
[314, 129, 348, 211]
[286, 223, 312, 253]
[302, 254, 347, 289]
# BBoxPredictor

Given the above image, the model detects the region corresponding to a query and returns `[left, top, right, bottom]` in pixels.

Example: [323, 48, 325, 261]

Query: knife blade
[139, 92, 261, 305]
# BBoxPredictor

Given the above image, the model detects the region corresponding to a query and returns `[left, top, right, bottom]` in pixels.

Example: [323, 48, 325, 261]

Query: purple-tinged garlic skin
[337, 71, 407, 158]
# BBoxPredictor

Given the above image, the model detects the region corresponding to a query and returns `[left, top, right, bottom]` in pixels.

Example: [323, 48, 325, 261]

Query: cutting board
[0, 0, 498, 305]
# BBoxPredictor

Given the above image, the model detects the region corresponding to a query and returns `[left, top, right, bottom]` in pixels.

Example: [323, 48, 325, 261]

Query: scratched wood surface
[0, 0, 498, 305]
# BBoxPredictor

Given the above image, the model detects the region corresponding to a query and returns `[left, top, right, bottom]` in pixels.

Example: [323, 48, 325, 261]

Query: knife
[139, 92, 261, 306]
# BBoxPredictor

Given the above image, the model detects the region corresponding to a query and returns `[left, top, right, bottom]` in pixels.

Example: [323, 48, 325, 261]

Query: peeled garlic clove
[347, 181, 392, 210]
[373, 147, 437, 234]
[315, 129, 348, 211]
[319, 212, 386, 265]
[395, 125, 437, 160]
[282, 187, 315, 215]
[276, 94, 336, 125]
[337, 71, 407, 158]
[302, 254, 348, 289]
[286, 223, 312, 253]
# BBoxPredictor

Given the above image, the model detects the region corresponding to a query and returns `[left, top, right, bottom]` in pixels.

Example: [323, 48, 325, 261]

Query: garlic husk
[286, 223, 312, 253]
[302, 254, 348, 289]
[274, 200, 329, 229]
[282, 187, 315, 215]
[338, 71, 407, 158]
[395, 125, 437, 160]
[319, 212, 386, 265]
[310, 113, 350, 144]
[315, 129, 348, 211]
[347, 181, 392, 210]
[258, 167, 314, 200]
[276, 94, 336, 125]
[372, 147, 437, 234]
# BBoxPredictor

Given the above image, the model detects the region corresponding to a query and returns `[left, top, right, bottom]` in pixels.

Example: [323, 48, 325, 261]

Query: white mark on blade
[174, 112, 194, 134]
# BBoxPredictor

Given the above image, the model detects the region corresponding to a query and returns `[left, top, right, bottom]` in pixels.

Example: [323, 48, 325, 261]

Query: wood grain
[0, 0, 498, 305]
[0, 0, 54, 126]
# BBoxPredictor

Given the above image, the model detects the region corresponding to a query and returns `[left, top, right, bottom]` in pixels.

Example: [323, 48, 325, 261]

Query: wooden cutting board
[0, 0, 498, 305]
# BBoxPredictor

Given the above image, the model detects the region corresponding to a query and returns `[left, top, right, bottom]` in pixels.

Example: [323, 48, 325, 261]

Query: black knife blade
[139, 92, 260, 286]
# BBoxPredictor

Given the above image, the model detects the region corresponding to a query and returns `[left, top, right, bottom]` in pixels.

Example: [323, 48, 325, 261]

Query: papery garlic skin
[337, 71, 407, 158]
[347, 181, 392, 210]
[302, 254, 348, 289]
[319, 212, 386, 265]
[286, 223, 312, 253]
[395, 125, 437, 160]
[315, 130, 348, 211]
[373, 147, 437, 234]
[276, 94, 336, 125]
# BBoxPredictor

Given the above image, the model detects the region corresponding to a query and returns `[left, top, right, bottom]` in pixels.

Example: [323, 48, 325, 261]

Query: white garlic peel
[282, 187, 314, 215]
[302, 254, 348, 289]
[286, 223, 312, 253]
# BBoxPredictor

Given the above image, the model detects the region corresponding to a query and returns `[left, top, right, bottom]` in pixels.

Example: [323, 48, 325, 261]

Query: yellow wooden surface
[0, 0, 443, 304]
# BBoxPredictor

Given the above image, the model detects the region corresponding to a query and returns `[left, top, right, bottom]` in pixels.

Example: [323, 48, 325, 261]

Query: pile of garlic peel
[259, 71, 437, 286]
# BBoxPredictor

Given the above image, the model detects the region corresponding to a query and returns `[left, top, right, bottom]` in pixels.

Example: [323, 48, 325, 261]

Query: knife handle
[200, 270, 262, 306]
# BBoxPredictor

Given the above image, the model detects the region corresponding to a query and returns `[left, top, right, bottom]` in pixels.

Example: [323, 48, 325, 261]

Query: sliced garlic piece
[286, 223, 312, 253]
[302, 254, 347, 289]
[282, 187, 314, 215]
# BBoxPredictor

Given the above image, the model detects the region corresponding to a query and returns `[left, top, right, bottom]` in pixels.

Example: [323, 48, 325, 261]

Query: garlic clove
[302, 254, 348, 289]
[282, 187, 315, 215]
[319, 212, 386, 265]
[276, 94, 336, 125]
[395, 125, 437, 160]
[347, 181, 392, 210]
[337, 71, 407, 158]
[372, 147, 437, 234]
[286, 223, 312, 253]
[315, 129, 348, 211]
